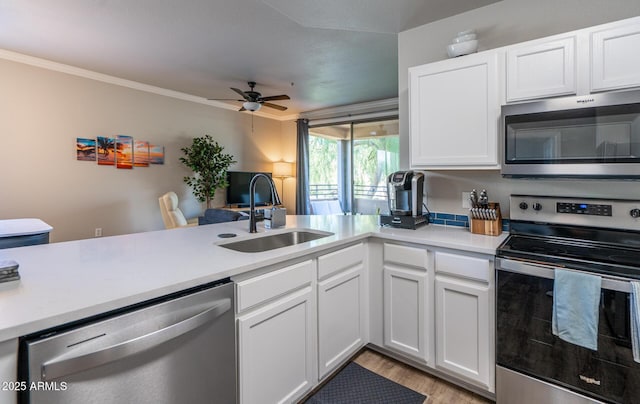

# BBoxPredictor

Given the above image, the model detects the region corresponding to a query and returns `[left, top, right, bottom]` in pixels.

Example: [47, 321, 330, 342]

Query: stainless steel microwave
[501, 90, 640, 178]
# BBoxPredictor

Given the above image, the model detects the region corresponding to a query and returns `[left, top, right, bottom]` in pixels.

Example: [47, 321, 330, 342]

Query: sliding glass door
[308, 118, 398, 215]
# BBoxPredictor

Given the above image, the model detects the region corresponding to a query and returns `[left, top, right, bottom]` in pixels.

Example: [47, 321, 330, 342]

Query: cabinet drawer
[434, 252, 490, 282]
[317, 243, 364, 280]
[237, 260, 313, 312]
[384, 243, 427, 269]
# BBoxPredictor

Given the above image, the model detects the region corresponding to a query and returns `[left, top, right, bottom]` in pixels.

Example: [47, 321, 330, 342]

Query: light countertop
[0, 219, 52, 238]
[0, 215, 506, 342]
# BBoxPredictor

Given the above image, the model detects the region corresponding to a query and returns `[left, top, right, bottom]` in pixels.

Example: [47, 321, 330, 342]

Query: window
[309, 118, 399, 214]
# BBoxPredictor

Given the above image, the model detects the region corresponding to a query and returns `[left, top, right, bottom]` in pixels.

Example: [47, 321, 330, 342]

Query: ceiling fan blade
[207, 98, 244, 101]
[262, 102, 288, 111]
[260, 94, 290, 102]
[231, 87, 251, 101]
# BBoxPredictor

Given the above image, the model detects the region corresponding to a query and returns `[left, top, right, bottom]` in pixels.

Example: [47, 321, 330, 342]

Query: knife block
[470, 202, 502, 236]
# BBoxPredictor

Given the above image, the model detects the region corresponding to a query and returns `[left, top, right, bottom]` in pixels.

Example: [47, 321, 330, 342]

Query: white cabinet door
[435, 274, 491, 391]
[238, 287, 315, 404]
[317, 265, 365, 379]
[0, 339, 18, 404]
[591, 22, 640, 92]
[383, 266, 429, 363]
[383, 243, 430, 364]
[506, 36, 576, 102]
[409, 51, 500, 169]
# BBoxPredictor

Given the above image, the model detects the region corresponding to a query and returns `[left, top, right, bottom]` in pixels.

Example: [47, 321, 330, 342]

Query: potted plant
[180, 135, 236, 209]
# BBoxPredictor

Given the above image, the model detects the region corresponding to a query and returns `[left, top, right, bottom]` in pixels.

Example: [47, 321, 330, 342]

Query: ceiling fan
[208, 81, 290, 112]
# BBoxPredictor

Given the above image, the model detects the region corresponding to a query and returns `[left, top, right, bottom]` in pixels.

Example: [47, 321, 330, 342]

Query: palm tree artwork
[97, 136, 116, 166]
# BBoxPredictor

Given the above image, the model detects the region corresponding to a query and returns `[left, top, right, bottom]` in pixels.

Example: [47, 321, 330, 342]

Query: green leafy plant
[179, 135, 236, 209]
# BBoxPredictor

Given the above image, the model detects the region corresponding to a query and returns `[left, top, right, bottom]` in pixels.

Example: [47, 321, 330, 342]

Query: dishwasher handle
[41, 297, 231, 381]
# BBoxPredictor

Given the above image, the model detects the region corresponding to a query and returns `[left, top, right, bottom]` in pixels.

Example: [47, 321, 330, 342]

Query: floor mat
[305, 362, 427, 404]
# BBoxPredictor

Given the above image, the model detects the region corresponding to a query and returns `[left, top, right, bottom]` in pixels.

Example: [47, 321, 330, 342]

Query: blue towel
[552, 268, 601, 350]
[631, 281, 640, 363]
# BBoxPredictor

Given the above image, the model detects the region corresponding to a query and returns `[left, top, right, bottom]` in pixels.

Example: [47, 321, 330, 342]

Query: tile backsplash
[429, 212, 510, 232]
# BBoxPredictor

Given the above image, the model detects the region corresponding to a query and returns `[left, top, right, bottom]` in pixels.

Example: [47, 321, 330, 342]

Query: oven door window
[505, 104, 640, 164]
[496, 270, 640, 403]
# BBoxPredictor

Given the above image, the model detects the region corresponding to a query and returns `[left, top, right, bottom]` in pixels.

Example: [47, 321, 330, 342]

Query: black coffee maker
[380, 171, 428, 229]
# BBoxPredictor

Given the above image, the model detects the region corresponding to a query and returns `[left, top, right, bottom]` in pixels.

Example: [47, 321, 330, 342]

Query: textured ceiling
[0, 0, 499, 118]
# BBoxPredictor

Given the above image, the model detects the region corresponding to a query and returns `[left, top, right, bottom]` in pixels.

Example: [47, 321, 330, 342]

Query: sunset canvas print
[116, 135, 133, 169]
[76, 138, 96, 161]
[134, 140, 150, 167]
[97, 136, 115, 165]
[150, 145, 164, 164]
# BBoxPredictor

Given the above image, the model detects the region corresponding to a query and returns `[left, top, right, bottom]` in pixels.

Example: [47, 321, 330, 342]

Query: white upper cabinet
[506, 36, 577, 102]
[504, 17, 640, 102]
[591, 21, 640, 92]
[409, 51, 501, 170]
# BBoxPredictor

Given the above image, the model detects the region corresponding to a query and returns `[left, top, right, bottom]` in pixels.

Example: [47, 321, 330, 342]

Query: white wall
[0, 58, 290, 242]
[279, 120, 299, 213]
[398, 0, 640, 216]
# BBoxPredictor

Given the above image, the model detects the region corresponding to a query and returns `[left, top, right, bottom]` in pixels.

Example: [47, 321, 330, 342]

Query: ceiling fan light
[243, 101, 261, 111]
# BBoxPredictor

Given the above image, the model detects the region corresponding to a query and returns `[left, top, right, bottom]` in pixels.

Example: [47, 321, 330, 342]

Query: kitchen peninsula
[0, 215, 506, 403]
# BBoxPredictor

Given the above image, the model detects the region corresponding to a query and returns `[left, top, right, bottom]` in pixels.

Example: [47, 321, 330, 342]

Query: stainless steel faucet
[249, 173, 282, 233]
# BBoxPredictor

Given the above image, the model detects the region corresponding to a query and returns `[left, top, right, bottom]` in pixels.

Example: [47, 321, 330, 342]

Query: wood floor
[352, 349, 493, 404]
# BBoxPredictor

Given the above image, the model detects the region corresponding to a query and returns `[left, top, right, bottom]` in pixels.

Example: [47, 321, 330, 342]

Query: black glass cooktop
[497, 221, 640, 279]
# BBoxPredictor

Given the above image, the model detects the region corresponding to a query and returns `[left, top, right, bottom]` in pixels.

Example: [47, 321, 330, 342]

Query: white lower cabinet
[235, 259, 316, 404]
[384, 267, 428, 361]
[317, 266, 365, 378]
[235, 243, 367, 403]
[317, 243, 366, 379]
[382, 243, 431, 364]
[434, 252, 494, 392]
[0, 339, 18, 404]
[235, 241, 497, 402]
[238, 286, 315, 404]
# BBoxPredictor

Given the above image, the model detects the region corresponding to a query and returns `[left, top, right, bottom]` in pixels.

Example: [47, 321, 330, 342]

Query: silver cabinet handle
[41, 298, 231, 381]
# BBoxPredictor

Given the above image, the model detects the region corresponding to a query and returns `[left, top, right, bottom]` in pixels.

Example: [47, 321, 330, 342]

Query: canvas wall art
[76, 138, 96, 161]
[80, 135, 163, 169]
[116, 135, 133, 169]
[150, 145, 165, 164]
[134, 140, 150, 167]
[97, 136, 115, 165]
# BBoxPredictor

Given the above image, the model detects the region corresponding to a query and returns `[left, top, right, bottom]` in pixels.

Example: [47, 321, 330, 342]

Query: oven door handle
[496, 257, 632, 293]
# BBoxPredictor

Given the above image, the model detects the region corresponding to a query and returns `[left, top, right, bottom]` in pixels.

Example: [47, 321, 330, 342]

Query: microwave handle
[41, 297, 232, 381]
[497, 257, 631, 293]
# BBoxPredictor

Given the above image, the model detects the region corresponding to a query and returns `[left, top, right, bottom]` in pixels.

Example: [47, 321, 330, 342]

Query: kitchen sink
[218, 229, 333, 253]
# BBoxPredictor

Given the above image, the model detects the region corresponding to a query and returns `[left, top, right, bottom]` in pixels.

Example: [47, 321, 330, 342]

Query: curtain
[295, 118, 311, 215]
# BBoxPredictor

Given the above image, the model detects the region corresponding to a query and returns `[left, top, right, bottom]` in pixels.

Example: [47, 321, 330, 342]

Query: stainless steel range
[496, 195, 640, 404]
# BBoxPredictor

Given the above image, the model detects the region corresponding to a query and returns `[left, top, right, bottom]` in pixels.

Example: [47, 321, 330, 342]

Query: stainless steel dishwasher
[19, 280, 236, 404]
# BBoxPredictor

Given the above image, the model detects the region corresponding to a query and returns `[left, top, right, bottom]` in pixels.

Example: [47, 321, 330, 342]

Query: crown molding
[0, 48, 291, 121]
[300, 98, 398, 122]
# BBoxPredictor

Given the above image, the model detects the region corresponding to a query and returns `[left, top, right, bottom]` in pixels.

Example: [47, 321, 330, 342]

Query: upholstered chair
[158, 192, 198, 229]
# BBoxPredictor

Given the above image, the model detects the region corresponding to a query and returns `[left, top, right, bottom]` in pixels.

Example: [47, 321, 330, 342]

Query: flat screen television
[226, 171, 273, 207]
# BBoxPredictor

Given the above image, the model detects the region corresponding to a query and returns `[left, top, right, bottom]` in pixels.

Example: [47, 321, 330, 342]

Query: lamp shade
[243, 101, 262, 111]
[273, 161, 293, 178]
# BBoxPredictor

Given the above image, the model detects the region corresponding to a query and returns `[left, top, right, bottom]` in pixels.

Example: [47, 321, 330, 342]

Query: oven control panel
[557, 202, 612, 216]
[510, 195, 640, 230]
